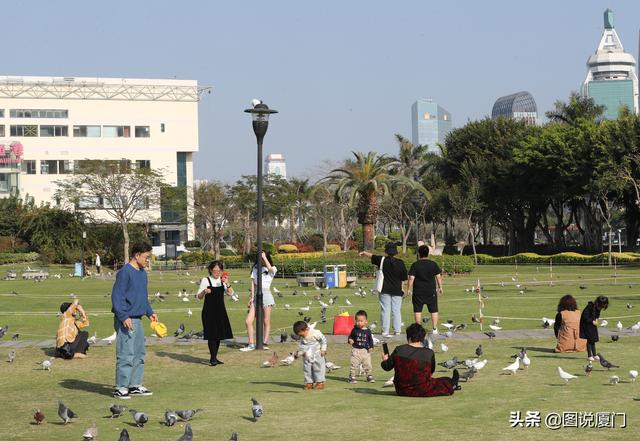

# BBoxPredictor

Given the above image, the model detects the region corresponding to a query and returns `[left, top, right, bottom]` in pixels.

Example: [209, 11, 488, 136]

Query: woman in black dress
[579, 295, 609, 361]
[197, 260, 234, 366]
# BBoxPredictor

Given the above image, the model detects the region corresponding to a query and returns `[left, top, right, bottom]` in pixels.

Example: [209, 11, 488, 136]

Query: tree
[448, 160, 484, 264]
[545, 92, 606, 125]
[193, 181, 235, 259]
[20, 206, 84, 263]
[324, 152, 398, 251]
[228, 176, 256, 255]
[308, 182, 335, 255]
[0, 195, 32, 251]
[55, 160, 165, 262]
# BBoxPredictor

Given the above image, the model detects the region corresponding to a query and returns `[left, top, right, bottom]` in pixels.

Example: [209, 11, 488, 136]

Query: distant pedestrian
[580, 295, 609, 361]
[111, 243, 158, 400]
[95, 253, 101, 275]
[408, 245, 443, 334]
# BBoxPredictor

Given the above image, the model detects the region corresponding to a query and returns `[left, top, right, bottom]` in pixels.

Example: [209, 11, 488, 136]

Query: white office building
[265, 153, 287, 180]
[0, 75, 209, 246]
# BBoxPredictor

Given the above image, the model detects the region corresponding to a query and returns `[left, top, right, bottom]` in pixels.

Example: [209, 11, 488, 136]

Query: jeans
[303, 353, 326, 384]
[379, 293, 403, 334]
[115, 317, 146, 389]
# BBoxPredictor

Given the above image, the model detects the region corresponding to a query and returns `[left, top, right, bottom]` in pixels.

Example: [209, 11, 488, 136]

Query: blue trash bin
[324, 265, 338, 288]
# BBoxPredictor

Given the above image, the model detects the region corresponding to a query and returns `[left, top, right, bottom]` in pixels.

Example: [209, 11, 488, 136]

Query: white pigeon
[231, 293, 239, 302]
[383, 376, 395, 387]
[521, 353, 531, 368]
[557, 366, 578, 383]
[185, 271, 190, 276]
[188, 280, 196, 284]
[178, 291, 183, 298]
[182, 297, 190, 302]
[489, 325, 502, 331]
[600, 319, 609, 327]
[326, 361, 341, 371]
[102, 332, 117, 344]
[251, 98, 262, 107]
[319, 301, 329, 308]
[369, 323, 377, 331]
[40, 358, 54, 371]
[511, 277, 517, 281]
[609, 375, 620, 385]
[519, 290, 525, 295]
[372, 337, 381, 345]
[87, 332, 97, 345]
[630, 322, 640, 333]
[187, 308, 193, 318]
[82, 422, 97, 440]
[273, 287, 280, 294]
[345, 299, 352, 306]
[493, 318, 500, 325]
[472, 359, 488, 370]
[616, 321, 623, 331]
[440, 343, 449, 353]
[502, 358, 520, 374]
[280, 353, 295, 366]
[515, 284, 521, 288]
[441, 323, 455, 330]
[299, 306, 310, 312]
[425, 336, 433, 350]
[464, 358, 477, 368]
[542, 317, 555, 326]
[284, 304, 291, 310]
[629, 370, 638, 382]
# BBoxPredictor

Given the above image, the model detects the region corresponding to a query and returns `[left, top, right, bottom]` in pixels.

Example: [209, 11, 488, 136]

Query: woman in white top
[240, 252, 277, 351]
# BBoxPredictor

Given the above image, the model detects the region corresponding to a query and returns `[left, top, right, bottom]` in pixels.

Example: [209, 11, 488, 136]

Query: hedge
[0, 252, 39, 265]
[278, 244, 298, 253]
[475, 252, 640, 265]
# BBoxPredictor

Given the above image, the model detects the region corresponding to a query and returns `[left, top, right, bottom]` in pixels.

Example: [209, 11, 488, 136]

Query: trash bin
[338, 269, 347, 288]
[74, 262, 83, 277]
[324, 265, 338, 288]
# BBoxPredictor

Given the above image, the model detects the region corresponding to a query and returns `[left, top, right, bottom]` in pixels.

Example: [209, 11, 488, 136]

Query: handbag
[374, 256, 385, 293]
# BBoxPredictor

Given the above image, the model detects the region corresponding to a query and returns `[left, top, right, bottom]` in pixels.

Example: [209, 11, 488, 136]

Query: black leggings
[587, 341, 597, 358]
[208, 339, 221, 362]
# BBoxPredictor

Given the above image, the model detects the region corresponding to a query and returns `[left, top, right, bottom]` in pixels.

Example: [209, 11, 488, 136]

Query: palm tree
[325, 151, 398, 251]
[545, 92, 605, 125]
[391, 134, 429, 179]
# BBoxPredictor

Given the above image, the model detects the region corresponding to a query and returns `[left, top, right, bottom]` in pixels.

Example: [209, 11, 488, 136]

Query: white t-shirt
[198, 276, 223, 294]
[251, 265, 277, 293]
[95, 255, 101, 266]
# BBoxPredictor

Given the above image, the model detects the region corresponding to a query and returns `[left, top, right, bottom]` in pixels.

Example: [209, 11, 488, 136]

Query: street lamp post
[618, 229, 622, 254]
[245, 100, 278, 350]
[81, 230, 87, 277]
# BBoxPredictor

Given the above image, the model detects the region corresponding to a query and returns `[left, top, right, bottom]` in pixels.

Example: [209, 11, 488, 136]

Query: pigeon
[598, 353, 619, 370]
[557, 366, 578, 383]
[33, 409, 45, 425]
[439, 356, 459, 370]
[629, 370, 638, 382]
[542, 317, 555, 328]
[502, 358, 520, 374]
[87, 332, 97, 344]
[383, 376, 395, 387]
[0, 325, 8, 338]
[440, 343, 449, 352]
[187, 308, 193, 318]
[616, 321, 623, 332]
[280, 353, 295, 366]
[82, 422, 97, 440]
[489, 324, 501, 331]
[493, 318, 500, 325]
[611, 335, 619, 342]
[176, 408, 202, 421]
[369, 322, 377, 331]
[627, 303, 633, 309]
[600, 319, 609, 327]
[39, 357, 54, 371]
[7, 350, 16, 363]
[177, 423, 193, 441]
[11, 333, 18, 341]
[444, 330, 453, 338]
[455, 323, 467, 331]
[284, 304, 290, 310]
[164, 410, 178, 426]
[630, 322, 640, 333]
[229, 432, 238, 441]
[345, 299, 352, 306]
[280, 333, 287, 343]
[110, 404, 127, 418]
[459, 367, 477, 381]
[609, 375, 620, 385]
[129, 409, 148, 427]
[585, 361, 593, 376]
[471, 314, 480, 324]
[118, 429, 131, 441]
[263, 352, 278, 367]
[251, 397, 263, 420]
[472, 359, 488, 370]
[521, 353, 531, 368]
[58, 401, 77, 424]
[326, 361, 341, 371]
[174, 323, 185, 337]
[441, 323, 455, 330]
[102, 332, 117, 344]
[182, 297, 190, 302]
[579, 285, 587, 290]
[484, 331, 496, 339]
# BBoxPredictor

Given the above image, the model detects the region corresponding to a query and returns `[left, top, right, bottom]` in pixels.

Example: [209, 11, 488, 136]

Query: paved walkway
[0, 328, 630, 349]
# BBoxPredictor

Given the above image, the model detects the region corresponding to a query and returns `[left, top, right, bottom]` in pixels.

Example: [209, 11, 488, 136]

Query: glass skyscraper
[411, 99, 452, 153]
[491, 91, 538, 125]
[582, 9, 638, 119]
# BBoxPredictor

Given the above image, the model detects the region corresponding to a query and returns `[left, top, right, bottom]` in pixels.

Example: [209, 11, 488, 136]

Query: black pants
[207, 339, 221, 362]
[57, 330, 90, 359]
[587, 341, 597, 357]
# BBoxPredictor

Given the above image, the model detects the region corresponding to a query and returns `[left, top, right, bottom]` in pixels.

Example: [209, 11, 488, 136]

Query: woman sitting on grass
[56, 299, 90, 359]
[553, 294, 586, 353]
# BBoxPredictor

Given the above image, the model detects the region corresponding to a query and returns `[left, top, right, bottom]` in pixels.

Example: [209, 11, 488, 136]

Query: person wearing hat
[360, 242, 408, 337]
[56, 299, 90, 359]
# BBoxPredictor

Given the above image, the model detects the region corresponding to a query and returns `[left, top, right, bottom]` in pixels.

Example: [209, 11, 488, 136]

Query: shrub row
[0, 252, 40, 265]
[475, 252, 640, 264]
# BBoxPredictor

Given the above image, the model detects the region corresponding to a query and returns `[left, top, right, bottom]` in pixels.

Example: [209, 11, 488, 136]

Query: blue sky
[5, 1, 640, 181]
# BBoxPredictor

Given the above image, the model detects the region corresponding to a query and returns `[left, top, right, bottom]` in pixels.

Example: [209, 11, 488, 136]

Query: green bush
[326, 244, 341, 253]
[475, 252, 640, 265]
[219, 248, 237, 256]
[184, 240, 201, 248]
[278, 244, 298, 253]
[179, 250, 214, 265]
[374, 236, 387, 249]
[0, 252, 39, 265]
[262, 242, 276, 255]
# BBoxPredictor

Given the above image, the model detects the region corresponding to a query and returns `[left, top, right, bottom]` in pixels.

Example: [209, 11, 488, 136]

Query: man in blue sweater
[111, 242, 158, 399]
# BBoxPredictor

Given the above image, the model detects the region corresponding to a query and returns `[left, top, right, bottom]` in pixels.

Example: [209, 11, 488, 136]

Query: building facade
[582, 9, 639, 119]
[0, 75, 208, 247]
[410, 99, 452, 152]
[265, 153, 287, 180]
[491, 91, 538, 125]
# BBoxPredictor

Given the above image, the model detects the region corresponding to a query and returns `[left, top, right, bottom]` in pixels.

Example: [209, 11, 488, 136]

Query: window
[40, 125, 68, 137]
[176, 152, 187, 186]
[10, 109, 68, 118]
[22, 160, 36, 174]
[0, 125, 4, 137]
[40, 160, 58, 175]
[78, 196, 101, 209]
[58, 160, 73, 174]
[0, 110, 4, 118]
[135, 160, 151, 169]
[10, 125, 38, 136]
[103, 126, 131, 137]
[161, 123, 165, 133]
[135, 126, 150, 137]
[73, 125, 101, 137]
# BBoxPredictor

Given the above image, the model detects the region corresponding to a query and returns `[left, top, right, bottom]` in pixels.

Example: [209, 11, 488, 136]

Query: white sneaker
[381, 333, 390, 338]
[239, 344, 255, 352]
[588, 356, 594, 361]
[432, 328, 439, 335]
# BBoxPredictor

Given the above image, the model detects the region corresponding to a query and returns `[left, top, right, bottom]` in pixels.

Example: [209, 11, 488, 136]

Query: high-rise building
[491, 91, 538, 125]
[0, 75, 209, 246]
[582, 9, 639, 119]
[411, 99, 452, 152]
[265, 153, 286, 180]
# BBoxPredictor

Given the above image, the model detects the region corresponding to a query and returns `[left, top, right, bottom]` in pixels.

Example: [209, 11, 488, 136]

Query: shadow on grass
[40, 347, 57, 357]
[519, 347, 555, 354]
[59, 379, 113, 397]
[155, 351, 209, 365]
[241, 416, 257, 423]
[250, 381, 301, 389]
[351, 388, 396, 396]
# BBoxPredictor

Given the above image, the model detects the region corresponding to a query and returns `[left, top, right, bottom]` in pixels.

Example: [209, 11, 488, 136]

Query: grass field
[1, 262, 640, 440]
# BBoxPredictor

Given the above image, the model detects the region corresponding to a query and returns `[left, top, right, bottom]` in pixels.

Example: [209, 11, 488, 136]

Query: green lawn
[1, 263, 640, 440]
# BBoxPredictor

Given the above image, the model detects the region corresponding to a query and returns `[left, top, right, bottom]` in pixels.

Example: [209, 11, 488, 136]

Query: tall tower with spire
[582, 9, 639, 119]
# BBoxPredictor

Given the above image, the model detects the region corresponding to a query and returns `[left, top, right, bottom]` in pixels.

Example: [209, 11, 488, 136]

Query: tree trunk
[289, 207, 297, 243]
[213, 230, 221, 260]
[122, 222, 130, 264]
[362, 223, 375, 251]
[243, 211, 252, 255]
[468, 218, 478, 265]
[607, 225, 613, 266]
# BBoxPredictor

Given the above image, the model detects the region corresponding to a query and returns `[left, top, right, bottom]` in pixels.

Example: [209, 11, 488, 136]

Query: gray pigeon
[118, 429, 131, 441]
[58, 400, 77, 424]
[129, 409, 148, 427]
[176, 423, 193, 441]
[176, 408, 202, 421]
[460, 367, 477, 381]
[438, 356, 459, 369]
[475, 345, 483, 357]
[0, 325, 8, 338]
[585, 361, 593, 376]
[174, 323, 185, 337]
[110, 404, 126, 418]
[251, 397, 263, 419]
[7, 350, 16, 363]
[597, 353, 619, 370]
[229, 432, 238, 441]
[164, 410, 178, 426]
